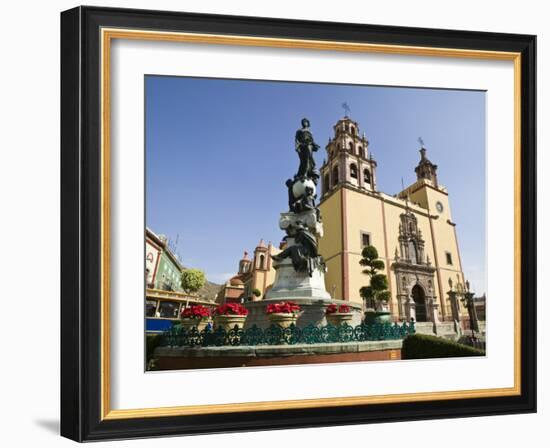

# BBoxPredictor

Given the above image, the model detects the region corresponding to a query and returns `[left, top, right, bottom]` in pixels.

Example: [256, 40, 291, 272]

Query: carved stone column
[447, 290, 460, 321]
[397, 293, 408, 321]
[405, 294, 416, 321]
[427, 296, 440, 324]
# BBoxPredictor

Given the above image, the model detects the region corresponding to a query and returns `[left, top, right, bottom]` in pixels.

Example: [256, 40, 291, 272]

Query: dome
[230, 277, 244, 286]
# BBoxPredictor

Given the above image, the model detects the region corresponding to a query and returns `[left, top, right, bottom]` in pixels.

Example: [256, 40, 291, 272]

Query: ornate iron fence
[159, 321, 416, 348]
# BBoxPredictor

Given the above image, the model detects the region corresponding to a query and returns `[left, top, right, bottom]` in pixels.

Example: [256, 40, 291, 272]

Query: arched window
[348, 142, 354, 153]
[350, 163, 358, 179]
[350, 125, 355, 135]
[357, 146, 363, 157]
[323, 174, 329, 193]
[364, 169, 371, 185]
[332, 165, 339, 185]
[259, 254, 265, 270]
[345, 124, 349, 132]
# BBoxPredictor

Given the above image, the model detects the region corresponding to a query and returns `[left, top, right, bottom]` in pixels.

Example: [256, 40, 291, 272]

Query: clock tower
[398, 142, 466, 321]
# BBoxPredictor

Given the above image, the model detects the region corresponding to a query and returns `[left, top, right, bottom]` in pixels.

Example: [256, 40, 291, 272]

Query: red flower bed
[326, 303, 351, 314]
[266, 301, 301, 314]
[214, 303, 249, 316]
[180, 305, 211, 319]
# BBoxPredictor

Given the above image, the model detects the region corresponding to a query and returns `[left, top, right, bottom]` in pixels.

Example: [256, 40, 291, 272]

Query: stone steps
[414, 321, 460, 340]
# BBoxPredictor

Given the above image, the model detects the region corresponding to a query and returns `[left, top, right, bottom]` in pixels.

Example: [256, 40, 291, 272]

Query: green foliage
[377, 291, 392, 303]
[370, 274, 388, 291]
[359, 245, 390, 308]
[252, 288, 262, 297]
[401, 334, 485, 360]
[361, 245, 379, 261]
[359, 286, 374, 302]
[370, 259, 385, 271]
[180, 268, 206, 293]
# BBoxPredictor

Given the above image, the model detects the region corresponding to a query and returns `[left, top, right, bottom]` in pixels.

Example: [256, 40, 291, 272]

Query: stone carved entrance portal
[392, 208, 438, 323]
[411, 284, 427, 322]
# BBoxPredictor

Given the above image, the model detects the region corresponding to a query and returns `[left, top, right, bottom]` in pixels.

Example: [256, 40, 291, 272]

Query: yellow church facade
[318, 116, 468, 324]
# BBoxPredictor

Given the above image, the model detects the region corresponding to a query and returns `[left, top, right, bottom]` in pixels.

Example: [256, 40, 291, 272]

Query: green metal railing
[159, 321, 415, 348]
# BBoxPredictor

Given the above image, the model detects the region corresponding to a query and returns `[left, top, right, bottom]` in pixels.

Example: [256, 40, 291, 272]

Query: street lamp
[460, 280, 479, 341]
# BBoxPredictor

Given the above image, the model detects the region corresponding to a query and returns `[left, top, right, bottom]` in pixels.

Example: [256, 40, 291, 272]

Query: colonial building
[318, 116, 469, 324]
[145, 228, 217, 333]
[217, 240, 280, 304]
[146, 228, 184, 292]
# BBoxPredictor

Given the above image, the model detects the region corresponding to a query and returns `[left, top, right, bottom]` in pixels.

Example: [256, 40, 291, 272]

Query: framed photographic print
[60, 6, 536, 442]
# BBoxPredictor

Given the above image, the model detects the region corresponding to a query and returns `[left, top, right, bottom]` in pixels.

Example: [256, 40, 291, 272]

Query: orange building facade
[217, 240, 280, 304]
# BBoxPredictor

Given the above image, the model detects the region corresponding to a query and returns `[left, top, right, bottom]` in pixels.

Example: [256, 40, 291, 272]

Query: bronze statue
[292, 186, 316, 214]
[295, 118, 320, 182]
[273, 119, 326, 276]
[271, 221, 323, 276]
[286, 180, 317, 214]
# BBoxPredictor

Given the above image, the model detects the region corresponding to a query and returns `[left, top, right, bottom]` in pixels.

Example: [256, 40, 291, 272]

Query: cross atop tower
[414, 143, 439, 187]
[341, 102, 351, 117]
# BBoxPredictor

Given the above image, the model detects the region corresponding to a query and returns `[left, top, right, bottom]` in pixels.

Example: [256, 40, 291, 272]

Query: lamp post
[446, 278, 460, 322]
[460, 280, 479, 340]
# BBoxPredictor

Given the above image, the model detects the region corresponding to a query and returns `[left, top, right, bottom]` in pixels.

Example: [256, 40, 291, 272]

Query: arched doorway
[412, 284, 427, 322]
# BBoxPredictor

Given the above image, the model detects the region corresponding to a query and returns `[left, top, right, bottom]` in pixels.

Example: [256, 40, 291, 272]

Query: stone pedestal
[266, 258, 331, 301]
[243, 245, 362, 329]
[244, 297, 362, 330]
[280, 209, 323, 237]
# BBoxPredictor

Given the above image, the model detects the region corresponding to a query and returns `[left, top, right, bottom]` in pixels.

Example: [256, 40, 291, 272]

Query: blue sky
[145, 76, 486, 294]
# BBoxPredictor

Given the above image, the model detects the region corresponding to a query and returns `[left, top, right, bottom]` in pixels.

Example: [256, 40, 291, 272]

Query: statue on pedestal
[272, 118, 326, 278]
[244, 118, 361, 329]
[295, 118, 320, 183]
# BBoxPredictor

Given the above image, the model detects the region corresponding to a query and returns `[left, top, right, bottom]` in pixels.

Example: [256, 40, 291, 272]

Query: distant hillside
[197, 279, 221, 302]
[178, 262, 221, 301]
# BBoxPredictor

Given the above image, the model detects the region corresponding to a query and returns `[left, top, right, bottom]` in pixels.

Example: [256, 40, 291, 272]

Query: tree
[359, 245, 391, 310]
[180, 268, 206, 293]
[252, 288, 262, 299]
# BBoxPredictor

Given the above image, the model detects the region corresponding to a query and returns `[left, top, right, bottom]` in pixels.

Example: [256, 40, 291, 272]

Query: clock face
[436, 201, 444, 213]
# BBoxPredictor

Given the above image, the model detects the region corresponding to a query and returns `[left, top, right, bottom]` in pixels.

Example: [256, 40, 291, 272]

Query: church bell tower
[415, 143, 439, 188]
[320, 116, 377, 198]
